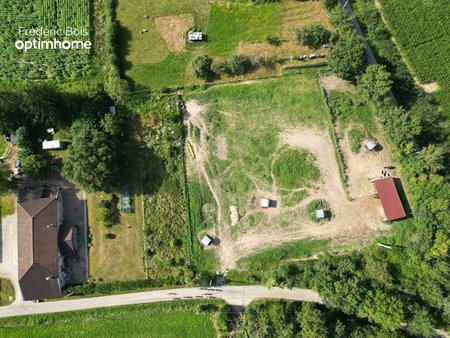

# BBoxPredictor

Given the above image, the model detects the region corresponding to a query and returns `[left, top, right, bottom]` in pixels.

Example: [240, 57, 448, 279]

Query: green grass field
[0, 278, 14, 306]
[0, 193, 14, 218]
[205, 2, 281, 56]
[379, 0, 450, 117]
[117, 1, 328, 89]
[237, 238, 331, 273]
[0, 301, 221, 337]
[0, 138, 7, 155]
[187, 72, 327, 229]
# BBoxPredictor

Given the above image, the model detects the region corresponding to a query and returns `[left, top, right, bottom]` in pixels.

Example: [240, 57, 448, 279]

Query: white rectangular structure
[42, 140, 62, 150]
[188, 31, 203, 41]
[201, 235, 212, 246]
[260, 198, 270, 208]
[316, 209, 325, 219]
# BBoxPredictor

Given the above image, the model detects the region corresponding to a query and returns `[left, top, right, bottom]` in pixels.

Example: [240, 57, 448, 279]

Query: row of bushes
[95, 0, 129, 103]
[63, 277, 181, 296]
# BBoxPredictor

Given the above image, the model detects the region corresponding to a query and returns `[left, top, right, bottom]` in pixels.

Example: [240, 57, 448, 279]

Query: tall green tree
[360, 290, 404, 331]
[191, 55, 213, 80]
[294, 24, 331, 49]
[0, 163, 12, 194]
[63, 119, 122, 193]
[21, 84, 62, 127]
[357, 65, 393, 102]
[328, 33, 366, 82]
[21, 154, 50, 180]
[298, 303, 327, 338]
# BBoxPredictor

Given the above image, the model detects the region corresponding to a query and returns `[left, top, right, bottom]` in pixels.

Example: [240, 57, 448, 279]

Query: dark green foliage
[228, 55, 253, 76]
[63, 277, 180, 296]
[360, 290, 404, 331]
[20, 154, 50, 180]
[357, 64, 392, 102]
[306, 199, 329, 222]
[215, 304, 232, 334]
[299, 302, 327, 338]
[98, 194, 120, 227]
[191, 55, 213, 80]
[322, 0, 338, 10]
[266, 35, 282, 46]
[294, 24, 331, 50]
[63, 117, 123, 193]
[328, 33, 366, 82]
[0, 163, 12, 194]
[348, 128, 365, 153]
[15, 127, 34, 153]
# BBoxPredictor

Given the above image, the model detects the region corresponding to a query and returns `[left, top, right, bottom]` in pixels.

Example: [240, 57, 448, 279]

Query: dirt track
[185, 101, 390, 270]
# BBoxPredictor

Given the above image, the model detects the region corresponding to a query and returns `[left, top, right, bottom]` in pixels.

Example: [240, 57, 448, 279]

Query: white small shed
[201, 235, 212, 246]
[316, 209, 325, 220]
[188, 31, 203, 41]
[46, 128, 55, 134]
[42, 140, 62, 150]
[109, 106, 116, 115]
[260, 198, 270, 208]
[366, 140, 378, 151]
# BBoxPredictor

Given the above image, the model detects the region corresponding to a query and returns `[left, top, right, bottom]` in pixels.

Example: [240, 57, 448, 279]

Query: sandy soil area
[154, 14, 194, 52]
[185, 100, 391, 270]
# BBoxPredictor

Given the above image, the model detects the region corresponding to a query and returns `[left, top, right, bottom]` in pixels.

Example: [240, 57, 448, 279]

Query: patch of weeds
[282, 190, 309, 207]
[306, 199, 330, 222]
[348, 128, 365, 153]
[273, 149, 320, 189]
[247, 212, 265, 227]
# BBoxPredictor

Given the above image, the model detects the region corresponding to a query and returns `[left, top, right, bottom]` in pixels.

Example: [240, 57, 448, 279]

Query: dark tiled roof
[58, 224, 76, 258]
[19, 265, 61, 301]
[17, 188, 62, 300]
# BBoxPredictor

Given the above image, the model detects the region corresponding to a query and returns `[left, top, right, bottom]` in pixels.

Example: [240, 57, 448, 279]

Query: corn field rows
[380, 0, 450, 117]
[0, 0, 92, 80]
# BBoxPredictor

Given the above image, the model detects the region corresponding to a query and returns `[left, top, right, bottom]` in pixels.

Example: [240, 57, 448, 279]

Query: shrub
[228, 55, 253, 76]
[348, 128, 365, 153]
[322, 0, 338, 10]
[191, 55, 213, 80]
[306, 199, 330, 222]
[328, 33, 366, 82]
[294, 24, 331, 50]
[20, 154, 50, 180]
[266, 35, 282, 46]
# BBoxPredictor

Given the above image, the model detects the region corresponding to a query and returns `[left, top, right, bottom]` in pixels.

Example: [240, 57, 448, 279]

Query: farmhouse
[17, 186, 76, 301]
[42, 140, 62, 150]
[372, 177, 406, 221]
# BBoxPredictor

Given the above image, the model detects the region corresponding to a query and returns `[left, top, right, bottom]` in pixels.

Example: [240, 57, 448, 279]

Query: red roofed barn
[373, 177, 406, 221]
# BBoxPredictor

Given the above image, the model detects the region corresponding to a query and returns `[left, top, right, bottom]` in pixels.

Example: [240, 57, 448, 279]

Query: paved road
[0, 286, 322, 318]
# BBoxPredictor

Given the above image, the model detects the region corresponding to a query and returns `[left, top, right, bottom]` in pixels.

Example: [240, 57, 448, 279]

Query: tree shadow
[393, 178, 412, 216]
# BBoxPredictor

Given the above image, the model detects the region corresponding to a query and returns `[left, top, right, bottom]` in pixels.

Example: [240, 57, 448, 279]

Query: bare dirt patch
[185, 100, 391, 270]
[419, 81, 439, 93]
[320, 75, 354, 94]
[216, 134, 228, 160]
[154, 14, 194, 52]
[340, 129, 398, 200]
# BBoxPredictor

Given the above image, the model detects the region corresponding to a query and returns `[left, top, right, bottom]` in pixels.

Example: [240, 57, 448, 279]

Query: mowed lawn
[0, 193, 14, 218]
[117, 0, 210, 89]
[205, 2, 281, 56]
[88, 138, 145, 281]
[0, 301, 221, 337]
[117, 1, 282, 89]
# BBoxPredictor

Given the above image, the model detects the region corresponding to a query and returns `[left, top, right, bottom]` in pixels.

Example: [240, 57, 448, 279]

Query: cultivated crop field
[0, 0, 92, 80]
[0, 301, 221, 337]
[379, 0, 450, 116]
[184, 73, 389, 269]
[117, 0, 330, 89]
